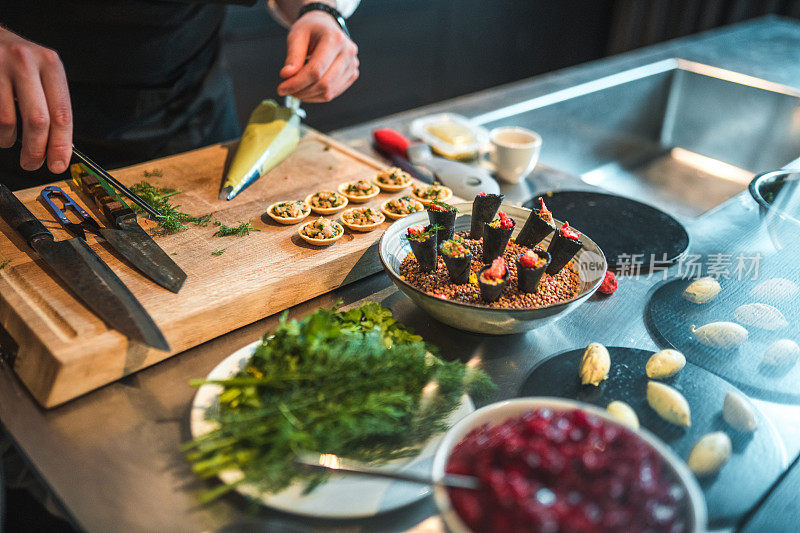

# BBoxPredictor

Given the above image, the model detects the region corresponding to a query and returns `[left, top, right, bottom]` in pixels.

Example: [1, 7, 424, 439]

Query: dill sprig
[182, 303, 494, 501]
[211, 249, 226, 256]
[213, 221, 260, 237]
[129, 181, 212, 234]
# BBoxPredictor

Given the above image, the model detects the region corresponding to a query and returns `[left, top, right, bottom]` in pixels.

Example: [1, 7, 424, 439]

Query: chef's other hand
[0, 27, 72, 174]
[277, 11, 359, 103]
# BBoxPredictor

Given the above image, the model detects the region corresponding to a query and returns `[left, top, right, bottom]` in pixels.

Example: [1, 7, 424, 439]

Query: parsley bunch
[183, 303, 493, 501]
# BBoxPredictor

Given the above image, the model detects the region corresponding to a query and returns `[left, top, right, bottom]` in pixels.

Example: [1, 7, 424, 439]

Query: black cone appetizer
[440, 237, 472, 284]
[427, 201, 458, 252]
[406, 225, 439, 272]
[482, 211, 515, 263]
[478, 257, 509, 302]
[517, 250, 550, 293]
[546, 221, 583, 275]
[516, 196, 556, 248]
[470, 192, 504, 239]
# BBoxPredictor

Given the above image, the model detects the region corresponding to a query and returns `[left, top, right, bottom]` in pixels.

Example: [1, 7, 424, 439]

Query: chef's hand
[0, 27, 72, 174]
[277, 11, 359, 103]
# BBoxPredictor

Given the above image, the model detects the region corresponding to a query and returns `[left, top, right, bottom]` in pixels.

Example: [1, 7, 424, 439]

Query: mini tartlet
[338, 179, 380, 203]
[373, 167, 413, 192]
[298, 217, 344, 246]
[381, 196, 424, 220]
[411, 183, 453, 206]
[340, 206, 386, 232]
[267, 200, 311, 225]
[305, 191, 348, 215]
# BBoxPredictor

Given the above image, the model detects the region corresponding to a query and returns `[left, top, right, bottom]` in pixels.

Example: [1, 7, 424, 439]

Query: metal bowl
[431, 398, 707, 533]
[748, 169, 800, 251]
[378, 202, 606, 335]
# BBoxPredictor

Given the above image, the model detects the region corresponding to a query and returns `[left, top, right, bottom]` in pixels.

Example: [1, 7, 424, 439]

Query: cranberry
[445, 408, 688, 532]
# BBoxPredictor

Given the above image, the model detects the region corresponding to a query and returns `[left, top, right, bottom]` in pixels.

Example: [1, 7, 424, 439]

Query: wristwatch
[297, 2, 351, 39]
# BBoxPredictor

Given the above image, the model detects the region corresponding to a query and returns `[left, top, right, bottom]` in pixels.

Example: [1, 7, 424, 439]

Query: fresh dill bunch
[183, 303, 494, 502]
[213, 221, 260, 237]
[129, 181, 212, 234]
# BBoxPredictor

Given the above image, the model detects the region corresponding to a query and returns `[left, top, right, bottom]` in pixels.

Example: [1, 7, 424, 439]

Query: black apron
[0, 0, 256, 190]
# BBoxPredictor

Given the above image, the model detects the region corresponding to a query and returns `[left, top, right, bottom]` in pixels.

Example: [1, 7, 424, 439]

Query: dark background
[221, 0, 800, 133]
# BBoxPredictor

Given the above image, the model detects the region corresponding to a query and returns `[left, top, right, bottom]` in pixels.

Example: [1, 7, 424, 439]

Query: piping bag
[219, 98, 301, 200]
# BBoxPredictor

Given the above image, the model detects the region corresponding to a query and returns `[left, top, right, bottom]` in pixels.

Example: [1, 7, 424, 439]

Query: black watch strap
[297, 2, 351, 39]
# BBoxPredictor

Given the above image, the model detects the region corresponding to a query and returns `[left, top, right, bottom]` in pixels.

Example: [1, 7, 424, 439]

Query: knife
[70, 165, 187, 293]
[0, 183, 170, 351]
[373, 128, 501, 198]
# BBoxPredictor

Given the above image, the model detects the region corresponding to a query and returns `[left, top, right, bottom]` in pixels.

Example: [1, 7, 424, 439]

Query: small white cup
[488, 126, 542, 183]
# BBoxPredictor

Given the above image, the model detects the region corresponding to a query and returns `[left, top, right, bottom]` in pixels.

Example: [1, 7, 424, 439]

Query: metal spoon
[294, 451, 479, 490]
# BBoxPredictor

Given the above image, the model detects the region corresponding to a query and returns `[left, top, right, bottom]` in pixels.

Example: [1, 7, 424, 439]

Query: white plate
[190, 341, 475, 518]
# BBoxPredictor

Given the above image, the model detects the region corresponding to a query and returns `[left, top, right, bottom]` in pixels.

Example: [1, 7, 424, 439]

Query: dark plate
[645, 278, 800, 403]
[524, 190, 689, 270]
[518, 346, 785, 529]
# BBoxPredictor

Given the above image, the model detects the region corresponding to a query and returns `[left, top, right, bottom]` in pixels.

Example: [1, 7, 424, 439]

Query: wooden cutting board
[0, 131, 411, 407]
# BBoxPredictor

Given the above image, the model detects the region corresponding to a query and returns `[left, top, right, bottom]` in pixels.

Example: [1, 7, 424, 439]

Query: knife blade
[70, 165, 187, 293]
[0, 184, 170, 351]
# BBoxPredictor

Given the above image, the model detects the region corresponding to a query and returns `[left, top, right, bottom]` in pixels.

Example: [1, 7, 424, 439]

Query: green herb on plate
[182, 303, 493, 501]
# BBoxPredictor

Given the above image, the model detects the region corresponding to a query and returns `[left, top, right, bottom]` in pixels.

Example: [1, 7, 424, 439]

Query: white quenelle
[691, 322, 748, 349]
[687, 432, 731, 476]
[606, 400, 639, 430]
[682, 277, 721, 304]
[646, 349, 686, 379]
[762, 339, 800, 367]
[579, 343, 611, 386]
[722, 391, 758, 432]
[647, 381, 691, 427]
[733, 303, 788, 330]
[749, 278, 798, 304]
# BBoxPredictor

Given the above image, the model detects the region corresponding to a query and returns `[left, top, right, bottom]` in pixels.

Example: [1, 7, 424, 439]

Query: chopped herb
[213, 221, 260, 237]
[143, 168, 163, 177]
[193, 213, 213, 227]
[323, 146, 331, 151]
[182, 303, 493, 501]
[211, 249, 226, 256]
[129, 181, 211, 235]
[0, 259, 10, 270]
[171, 252, 178, 256]
[214, 221, 221, 226]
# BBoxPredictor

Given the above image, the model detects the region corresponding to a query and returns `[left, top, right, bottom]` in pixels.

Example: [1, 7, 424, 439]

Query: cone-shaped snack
[517, 250, 551, 293]
[427, 201, 458, 252]
[406, 225, 439, 272]
[440, 237, 473, 284]
[482, 211, 515, 263]
[546, 221, 583, 275]
[470, 192, 504, 239]
[478, 257, 509, 302]
[220, 100, 300, 200]
[516, 196, 556, 248]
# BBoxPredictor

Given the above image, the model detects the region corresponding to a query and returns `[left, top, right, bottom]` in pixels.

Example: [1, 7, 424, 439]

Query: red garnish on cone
[559, 221, 580, 240]
[497, 211, 513, 230]
[485, 257, 507, 279]
[538, 196, 549, 213]
[476, 192, 487, 197]
[598, 270, 618, 295]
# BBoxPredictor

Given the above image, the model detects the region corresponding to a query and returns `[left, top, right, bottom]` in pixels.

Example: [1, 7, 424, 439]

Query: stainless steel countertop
[2, 16, 800, 533]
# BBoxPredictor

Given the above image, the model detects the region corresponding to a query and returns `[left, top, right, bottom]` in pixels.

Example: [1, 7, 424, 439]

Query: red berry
[598, 270, 618, 294]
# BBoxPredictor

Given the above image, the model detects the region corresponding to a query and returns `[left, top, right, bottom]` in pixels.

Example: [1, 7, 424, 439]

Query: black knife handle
[0, 183, 52, 245]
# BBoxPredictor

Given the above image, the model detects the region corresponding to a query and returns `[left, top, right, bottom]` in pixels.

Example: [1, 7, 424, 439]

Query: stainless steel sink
[474, 59, 800, 217]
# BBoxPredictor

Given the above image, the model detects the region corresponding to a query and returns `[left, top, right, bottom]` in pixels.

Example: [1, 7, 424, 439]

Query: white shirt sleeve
[266, 0, 360, 28]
